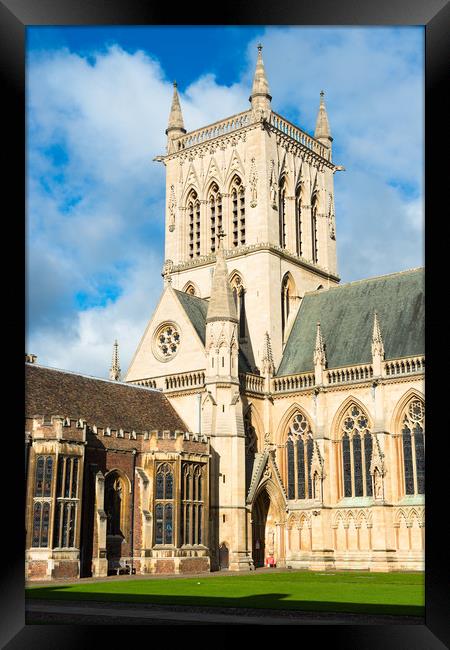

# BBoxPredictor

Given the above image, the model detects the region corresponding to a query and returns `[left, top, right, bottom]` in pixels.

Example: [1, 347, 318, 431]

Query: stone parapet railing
[175, 111, 253, 151]
[131, 378, 157, 389]
[270, 112, 329, 160]
[240, 373, 265, 394]
[384, 356, 424, 377]
[327, 364, 373, 385]
[273, 373, 315, 393]
[164, 372, 205, 391]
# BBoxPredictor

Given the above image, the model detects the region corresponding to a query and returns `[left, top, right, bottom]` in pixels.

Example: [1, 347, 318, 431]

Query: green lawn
[26, 570, 425, 616]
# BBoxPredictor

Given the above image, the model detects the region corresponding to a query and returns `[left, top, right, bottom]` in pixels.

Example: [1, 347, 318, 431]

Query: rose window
[154, 323, 180, 360]
[409, 400, 424, 422]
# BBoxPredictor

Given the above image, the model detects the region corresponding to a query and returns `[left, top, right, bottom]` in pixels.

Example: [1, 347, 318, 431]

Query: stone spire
[249, 44, 272, 119]
[109, 339, 121, 381]
[371, 311, 385, 376]
[206, 230, 238, 324]
[166, 81, 186, 153]
[261, 331, 275, 376]
[313, 322, 327, 385]
[314, 91, 333, 150]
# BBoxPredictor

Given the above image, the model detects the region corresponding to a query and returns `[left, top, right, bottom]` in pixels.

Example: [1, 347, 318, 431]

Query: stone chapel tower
[161, 45, 341, 369]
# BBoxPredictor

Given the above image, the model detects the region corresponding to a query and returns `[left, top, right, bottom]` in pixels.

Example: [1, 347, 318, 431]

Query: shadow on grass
[25, 588, 425, 617]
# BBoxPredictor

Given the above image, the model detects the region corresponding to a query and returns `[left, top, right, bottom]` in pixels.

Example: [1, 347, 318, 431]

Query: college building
[25, 45, 424, 580]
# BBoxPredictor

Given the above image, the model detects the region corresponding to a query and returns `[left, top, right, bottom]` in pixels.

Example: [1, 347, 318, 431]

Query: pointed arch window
[181, 463, 204, 546]
[209, 183, 222, 253]
[230, 273, 246, 339]
[231, 176, 245, 247]
[295, 184, 303, 256]
[187, 190, 201, 259]
[400, 398, 425, 495]
[340, 404, 373, 498]
[285, 412, 315, 500]
[311, 191, 319, 263]
[281, 273, 296, 342]
[279, 176, 287, 248]
[155, 463, 174, 545]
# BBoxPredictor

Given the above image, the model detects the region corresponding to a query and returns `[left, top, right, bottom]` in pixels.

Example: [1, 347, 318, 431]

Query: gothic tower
[160, 45, 341, 369]
[202, 230, 253, 570]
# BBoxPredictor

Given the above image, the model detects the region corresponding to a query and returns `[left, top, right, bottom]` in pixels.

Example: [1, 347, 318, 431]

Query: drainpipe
[130, 449, 137, 574]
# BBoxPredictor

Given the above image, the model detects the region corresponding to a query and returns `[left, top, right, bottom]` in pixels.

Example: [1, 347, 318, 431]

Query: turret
[165, 81, 186, 154]
[249, 44, 272, 120]
[314, 90, 333, 155]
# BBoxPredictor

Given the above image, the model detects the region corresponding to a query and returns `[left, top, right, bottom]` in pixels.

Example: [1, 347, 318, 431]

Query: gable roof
[277, 268, 424, 376]
[173, 289, 253, 372]
[25, 364, 187, 432]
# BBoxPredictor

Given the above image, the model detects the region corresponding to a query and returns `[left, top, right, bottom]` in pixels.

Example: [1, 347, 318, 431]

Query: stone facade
[25, 45, 424, 580]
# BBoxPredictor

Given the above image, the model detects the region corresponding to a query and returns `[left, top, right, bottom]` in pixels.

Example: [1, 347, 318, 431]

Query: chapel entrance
[251, 489, 271, 568]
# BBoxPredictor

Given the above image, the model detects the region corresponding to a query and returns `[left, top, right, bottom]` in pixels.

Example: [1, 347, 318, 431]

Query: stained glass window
[35, 456, 45, 497]
[53, 456, 79, 548]
[32, 502, 42, 547]
[43, 457, 53, 497]
[342, 433, 352, 497]
[340, 404, 374, 499]
[287, 438, 295, 499]
[353, 433, 363, 496]
[155, 504, 164, 544]
[364, 431, 373, 497]
[400, 399, 425, 496]
[286, 413, 315, 500]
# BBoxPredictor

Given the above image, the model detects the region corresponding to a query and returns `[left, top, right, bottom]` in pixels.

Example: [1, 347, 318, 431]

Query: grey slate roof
[277, 268, 424, 376]
[173, 289, 252, 372]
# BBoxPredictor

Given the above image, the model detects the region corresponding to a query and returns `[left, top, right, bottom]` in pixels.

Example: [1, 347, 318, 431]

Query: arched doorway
[219, 542, 229, 570]
[251, 478, 286, 568]
[252, 489, 270, 567]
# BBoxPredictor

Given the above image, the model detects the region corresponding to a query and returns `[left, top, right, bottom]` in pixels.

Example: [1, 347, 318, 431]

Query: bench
[108, 559, 136, 575]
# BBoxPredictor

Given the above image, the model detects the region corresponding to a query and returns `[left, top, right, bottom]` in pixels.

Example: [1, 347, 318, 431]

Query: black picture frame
[3, 0, 448, 646]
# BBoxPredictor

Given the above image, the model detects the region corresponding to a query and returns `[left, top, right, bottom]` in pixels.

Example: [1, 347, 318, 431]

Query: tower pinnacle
[109, 339, 121, 381]
[249, 44, 272, 118]
[166, 81, 186, 153]
[314, 90, 333, 151]
[206, 231, 238, 324]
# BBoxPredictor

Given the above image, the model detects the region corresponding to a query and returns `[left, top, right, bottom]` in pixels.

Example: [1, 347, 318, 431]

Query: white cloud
[26, 29, 424, 376]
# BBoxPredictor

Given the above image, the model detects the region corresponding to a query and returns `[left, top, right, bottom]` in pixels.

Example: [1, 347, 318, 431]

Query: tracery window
[230, 273, 246, 339]
[340, 404, 373, 498]
[209, 183, 222, 253]
[187, 190, 201, 259]
[286, 412, 314, 500]
[400, 398, 425, 495]
[53, 455, 79, 548]
[279, 176, 287, 248]
[154, 463, 174, 545]
[311, 191, 318, 263]
[181, 463, 204, 545]
[31, 455, 54, 547]
[231, 176, 245, 247]
[295, 184, 303, 256]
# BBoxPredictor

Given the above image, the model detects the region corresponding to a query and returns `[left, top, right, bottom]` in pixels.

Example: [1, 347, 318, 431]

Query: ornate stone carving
[168, 184, 176, 232]
[269, 159, 277, 209]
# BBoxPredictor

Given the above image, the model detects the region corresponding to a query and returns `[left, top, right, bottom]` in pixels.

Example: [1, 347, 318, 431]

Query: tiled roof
[25, 364, 187, 432]
[277, 268, 424, 376]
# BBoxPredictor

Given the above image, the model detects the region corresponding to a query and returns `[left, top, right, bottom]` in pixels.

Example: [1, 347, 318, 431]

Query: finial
[372, 310, 385, 359]
[249, 41, 272, 111]
[109, 339, 121, 381]
[314, 89, 332, 146]
[173, 80, 177, 88]
[262, 331, 275, 375]
[257, 43, 263, 52]
[314, 321, 327, 369]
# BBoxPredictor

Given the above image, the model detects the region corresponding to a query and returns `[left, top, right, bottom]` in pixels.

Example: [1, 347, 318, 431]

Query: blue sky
[26, 26, 424, 377]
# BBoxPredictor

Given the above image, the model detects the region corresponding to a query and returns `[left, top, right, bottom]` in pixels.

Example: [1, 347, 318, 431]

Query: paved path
[26, 599, 424, 626]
